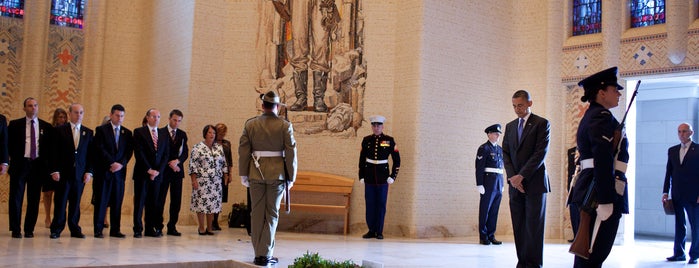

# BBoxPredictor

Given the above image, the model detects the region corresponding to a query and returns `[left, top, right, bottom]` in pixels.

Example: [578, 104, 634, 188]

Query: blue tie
[517, 118, 524, 142]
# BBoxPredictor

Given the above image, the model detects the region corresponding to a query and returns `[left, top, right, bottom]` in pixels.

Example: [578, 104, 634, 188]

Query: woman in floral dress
[189, 125, 228, 235]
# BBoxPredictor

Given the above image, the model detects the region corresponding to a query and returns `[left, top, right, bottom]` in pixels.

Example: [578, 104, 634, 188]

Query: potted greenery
[289, 251, 361, 268]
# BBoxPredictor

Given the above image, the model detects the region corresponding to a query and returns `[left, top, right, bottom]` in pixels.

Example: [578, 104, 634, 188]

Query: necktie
[30, 120, 37, 160]
[517, 118, 524, 142]
[151, 128, 158, 150]
[114, 127, 120, 147]
[680, 144, 688, 164]
[73, 125, 80, 148]
[171, 129, 176, 142]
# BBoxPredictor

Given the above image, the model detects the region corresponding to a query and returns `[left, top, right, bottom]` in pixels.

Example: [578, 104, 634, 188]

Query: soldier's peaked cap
[485, 124, 502, 134]
[578, 67, 624, 91]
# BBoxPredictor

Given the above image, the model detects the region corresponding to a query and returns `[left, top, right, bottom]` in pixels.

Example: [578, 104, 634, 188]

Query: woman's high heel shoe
[198, 229, 207, 236]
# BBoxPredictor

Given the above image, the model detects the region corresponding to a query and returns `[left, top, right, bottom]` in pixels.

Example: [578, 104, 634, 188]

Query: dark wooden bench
[283, 171, 354, 235]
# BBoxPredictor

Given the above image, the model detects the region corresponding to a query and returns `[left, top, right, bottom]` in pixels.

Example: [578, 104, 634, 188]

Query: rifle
[569, 80, 640, 259]
[282, 105, 291, 214]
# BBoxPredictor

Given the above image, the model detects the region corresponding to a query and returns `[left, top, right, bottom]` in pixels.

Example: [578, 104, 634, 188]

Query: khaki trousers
[249, 178, 285, 257]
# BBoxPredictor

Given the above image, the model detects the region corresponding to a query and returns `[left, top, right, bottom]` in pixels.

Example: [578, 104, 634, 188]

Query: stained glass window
[50, 0, 85, 29]
[572, 0, 602, 36]
[630, 0, 665, 28]
[0, 0, 24, 19]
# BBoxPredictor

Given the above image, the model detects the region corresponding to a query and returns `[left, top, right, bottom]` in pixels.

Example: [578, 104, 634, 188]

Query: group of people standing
[474, 67, 631, 268]
[0, 99, 239, 241]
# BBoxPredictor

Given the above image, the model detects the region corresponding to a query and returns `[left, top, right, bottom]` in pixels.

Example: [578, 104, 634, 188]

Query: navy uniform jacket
[572, 102, 629, 213]
[358, 134, 400, 184]
[663, 141, 699, 203]
[475, 141, 504, 192]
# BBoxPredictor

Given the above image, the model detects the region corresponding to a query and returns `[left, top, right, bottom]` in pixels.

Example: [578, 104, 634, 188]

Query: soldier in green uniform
[238, 91, 297, 266]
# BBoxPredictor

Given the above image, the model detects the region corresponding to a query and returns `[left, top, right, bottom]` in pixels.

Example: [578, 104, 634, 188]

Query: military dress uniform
[238, 91, 297, 266]
[571, 67, 629, 268]
[359, 116, 400, 239]
[475, 124, 504, 245]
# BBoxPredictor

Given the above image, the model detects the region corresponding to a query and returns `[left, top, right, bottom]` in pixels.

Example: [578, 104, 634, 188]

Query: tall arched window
[630, 0, 665, 28]
[0, 0, 24, 19]
[573, 0, 602, 36]
[50, 0, 85, 29]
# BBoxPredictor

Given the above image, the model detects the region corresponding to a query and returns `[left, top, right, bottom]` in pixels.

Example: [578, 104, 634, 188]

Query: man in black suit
[0, 112, 9, 175]
[502, 90, 551, 268]
[48, 103, 93, 239]
[132, 108, 169, 238]
[663, 123, 699, 264]
[7, 97, 54, 238]
[157, 109, 188, 236]
[93, 104, 134, 238]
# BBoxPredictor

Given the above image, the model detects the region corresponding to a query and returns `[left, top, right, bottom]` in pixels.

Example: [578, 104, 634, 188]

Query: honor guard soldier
[570, 67, 629, 267]
[475, 124, 504, 245]
[359, 115, 400, 240]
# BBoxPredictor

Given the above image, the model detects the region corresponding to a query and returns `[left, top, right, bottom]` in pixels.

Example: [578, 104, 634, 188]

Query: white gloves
[240, 176, 249, 187]
[477, 185, 485, 195]
[597, 203, 613, 221]
[360, 179, 364, 184]
[387, 178, 395, 184]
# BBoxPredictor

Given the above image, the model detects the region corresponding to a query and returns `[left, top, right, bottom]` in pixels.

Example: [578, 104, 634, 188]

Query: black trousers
[133, 178, 162, 234]
[509, 187, 546, 268]
[8, 158, 43, 234]
[93, 174, 125, 235]
[50, 178, 85, 235]
[158, 174, 183, 231]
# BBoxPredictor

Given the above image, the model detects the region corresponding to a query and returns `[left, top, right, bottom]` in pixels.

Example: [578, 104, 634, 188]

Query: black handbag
[228, 203, 250, 228]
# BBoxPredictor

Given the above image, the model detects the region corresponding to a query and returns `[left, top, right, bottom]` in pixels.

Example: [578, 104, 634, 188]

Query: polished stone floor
[0, 222, 689, 268]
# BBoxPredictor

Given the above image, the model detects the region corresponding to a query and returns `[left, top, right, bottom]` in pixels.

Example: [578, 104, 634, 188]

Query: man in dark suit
[663, 123, 699, 264]
[502, 90, 551, 268]
[93, 104, 134, 238]
[132, 108, 169, 238]
[48, 103, 93, 239]
[0, 113, 9, 176]
[157, 109, 188, 236]
[7, 97, 54, 238]
[475, 124, 504, 246]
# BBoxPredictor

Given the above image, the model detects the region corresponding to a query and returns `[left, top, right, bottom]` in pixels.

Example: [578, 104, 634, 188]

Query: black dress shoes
[479, 239, 491, 245]
[689, 258, 698, 264]
[667, 255, 686, 262]
[167, 230, 181, 236]
[362, 231, 376, 239]
[254, 256, 278, 266]
[71, 233, 86, 238]
[133, 232, 142, 238]
[489, 238, 502, 245]
[24, 232, 33, 238]
[50, 233, 60, 239]
[94, 232, 104, 238]
[110, 232, 126, 238]
[211, 225, 222, 231]
[11, 232, 21, 238]
[144, 232, 161, 238]
[376, 233, 384, 240]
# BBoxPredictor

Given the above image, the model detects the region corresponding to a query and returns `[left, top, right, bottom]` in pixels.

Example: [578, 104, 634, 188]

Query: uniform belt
[366, 158, 388, 164]
[253, 151, 284, 157]
[484, 167, 503, 174]
[580, 158, 593, 169]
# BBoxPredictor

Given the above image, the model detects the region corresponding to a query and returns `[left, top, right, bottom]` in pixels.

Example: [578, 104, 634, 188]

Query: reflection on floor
[0, 226, 685, 267]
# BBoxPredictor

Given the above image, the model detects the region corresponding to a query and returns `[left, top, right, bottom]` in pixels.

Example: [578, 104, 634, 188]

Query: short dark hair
[202, 124, 217, 140]
[111, 104, 125, 114]
[169, 109, 183, 118]
[512, 90, 531, 101]
[23, 97, 36, 107]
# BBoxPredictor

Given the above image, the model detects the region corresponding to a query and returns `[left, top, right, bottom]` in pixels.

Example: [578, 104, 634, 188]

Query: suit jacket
[502, 113, 551, 194]
[133, 126, 169, 180]
[161, 127, 188, 179]
[93, 123, 133, 180]
[663, 141, 699, 203]
[0, 114, 8, 164]
[7, 117, 54, 176]
[475, 141, 503, 192]
[50, 123, 94, 182]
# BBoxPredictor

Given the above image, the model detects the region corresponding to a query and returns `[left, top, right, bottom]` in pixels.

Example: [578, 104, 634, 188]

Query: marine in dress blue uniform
[570, 67, 630, 268]
[475, 124, 504, 245]
[359, 115, 400, 240]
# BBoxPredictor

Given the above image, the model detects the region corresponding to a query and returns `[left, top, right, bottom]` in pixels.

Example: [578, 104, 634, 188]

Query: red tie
[151, 129, 158, 151]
